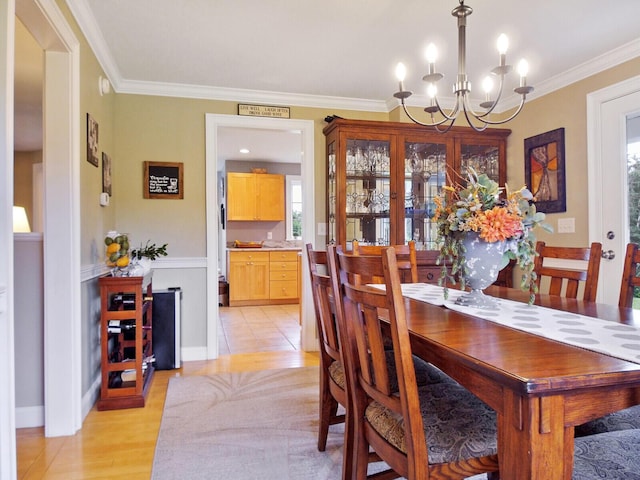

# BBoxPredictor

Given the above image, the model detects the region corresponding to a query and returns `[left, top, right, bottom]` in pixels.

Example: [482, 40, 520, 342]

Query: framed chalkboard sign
[143, 161, 184, 199]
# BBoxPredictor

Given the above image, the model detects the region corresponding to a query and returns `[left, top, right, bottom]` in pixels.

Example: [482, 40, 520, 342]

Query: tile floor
[218, 303, 301, 354]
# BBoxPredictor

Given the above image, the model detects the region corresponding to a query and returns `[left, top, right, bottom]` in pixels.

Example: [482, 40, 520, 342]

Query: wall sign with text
[143, 161, 184, 199]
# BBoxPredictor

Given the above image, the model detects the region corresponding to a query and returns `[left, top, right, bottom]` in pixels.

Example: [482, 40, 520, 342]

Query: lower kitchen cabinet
[228, 249, 299, 306]
[269, 250, 298, 302]
[228, 251, 270, 305]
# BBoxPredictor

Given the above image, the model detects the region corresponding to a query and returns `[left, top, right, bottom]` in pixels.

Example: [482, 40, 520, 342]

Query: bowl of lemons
[104, 231, 131, 276]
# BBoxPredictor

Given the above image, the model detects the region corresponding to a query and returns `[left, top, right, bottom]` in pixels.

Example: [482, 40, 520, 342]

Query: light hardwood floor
[16, 305, 319, 479]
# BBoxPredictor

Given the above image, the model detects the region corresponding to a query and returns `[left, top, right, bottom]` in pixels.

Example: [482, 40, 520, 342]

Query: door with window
[590, 84, 640, 305]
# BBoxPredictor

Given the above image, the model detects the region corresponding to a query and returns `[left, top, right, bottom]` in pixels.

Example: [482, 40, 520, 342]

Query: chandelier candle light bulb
[392, 0, 535, 132]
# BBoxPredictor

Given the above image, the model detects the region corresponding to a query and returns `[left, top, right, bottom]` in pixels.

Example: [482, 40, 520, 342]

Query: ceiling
[15, 0, 640, 156]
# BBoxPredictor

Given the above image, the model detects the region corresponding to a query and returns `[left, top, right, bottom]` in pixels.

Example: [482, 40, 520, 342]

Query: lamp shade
[13, 206, 31, 233]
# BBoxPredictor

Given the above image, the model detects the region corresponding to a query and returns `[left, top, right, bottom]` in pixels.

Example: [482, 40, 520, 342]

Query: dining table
[388, 284, 640, 480]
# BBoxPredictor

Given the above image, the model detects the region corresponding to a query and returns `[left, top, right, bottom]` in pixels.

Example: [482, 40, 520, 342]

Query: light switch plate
[317, 222, 327, 236]
[557, 217, 575, 233]
[100, 192, 110, 207]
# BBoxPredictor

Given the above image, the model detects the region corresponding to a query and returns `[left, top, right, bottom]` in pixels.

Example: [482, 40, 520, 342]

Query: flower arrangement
[434, 168, 552, 302]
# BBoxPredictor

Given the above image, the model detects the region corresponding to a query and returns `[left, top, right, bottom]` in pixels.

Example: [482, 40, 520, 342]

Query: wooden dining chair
[533, 241, 603, 302]
[333, 246, 499, 479]
[618, 243, 640, 308]
[352, 240, 418, 284]
[305, 244, 346, 454]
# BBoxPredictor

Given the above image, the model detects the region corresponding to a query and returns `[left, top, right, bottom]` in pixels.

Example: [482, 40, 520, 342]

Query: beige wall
[505, 57, 640, 248]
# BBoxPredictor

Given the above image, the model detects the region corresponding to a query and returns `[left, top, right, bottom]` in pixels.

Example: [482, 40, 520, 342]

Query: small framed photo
[524, 127, 566, 213]
[102, 152, 112, 195]
[87, 113, 99, 167]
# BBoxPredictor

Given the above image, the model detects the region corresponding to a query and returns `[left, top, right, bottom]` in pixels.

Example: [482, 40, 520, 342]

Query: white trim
[80, 257, 208, 282]
[0, 1, 16, 477]
[14, 406, 43, 429]
[205, 114, 317, 358]
[18, 0, 82, 438]
[587, 75, 640, 304]
[64, 0, 640, 114]
[180, 346, 208, 362]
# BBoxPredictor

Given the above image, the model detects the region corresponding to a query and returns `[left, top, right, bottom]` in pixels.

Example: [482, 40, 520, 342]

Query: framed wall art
[86, 113, 99, 167]
[143, 161, 184, 199]
[524, 127, 566, 213]
[102, 152, 112, 195]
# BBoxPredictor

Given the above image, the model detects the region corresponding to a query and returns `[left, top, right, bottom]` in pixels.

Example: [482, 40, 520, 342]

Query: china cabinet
[226, 172, 285, 221]
[97, 273, 154, 410]
[324, 118, 511, 284]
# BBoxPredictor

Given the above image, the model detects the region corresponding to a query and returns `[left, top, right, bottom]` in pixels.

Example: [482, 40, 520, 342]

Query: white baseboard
[15, 406, 44, 428]
[181, 346, 208, 362]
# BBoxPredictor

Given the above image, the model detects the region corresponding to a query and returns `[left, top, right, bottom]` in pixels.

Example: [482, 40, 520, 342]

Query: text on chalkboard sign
[143, 161, 184, 199]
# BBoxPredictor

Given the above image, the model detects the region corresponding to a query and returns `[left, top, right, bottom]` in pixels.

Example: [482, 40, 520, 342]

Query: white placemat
[371, 283, 640, 365]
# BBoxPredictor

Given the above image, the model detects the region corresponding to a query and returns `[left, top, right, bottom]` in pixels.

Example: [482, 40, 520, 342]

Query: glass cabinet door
[344, 138, 391, 248]
[327, 140, 337, 245]
[459, 142, 501, 183]
[403, 140, 448, 250]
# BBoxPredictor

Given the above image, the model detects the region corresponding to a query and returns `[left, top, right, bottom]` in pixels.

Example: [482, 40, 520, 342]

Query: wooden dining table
[396, 285, 640, 480]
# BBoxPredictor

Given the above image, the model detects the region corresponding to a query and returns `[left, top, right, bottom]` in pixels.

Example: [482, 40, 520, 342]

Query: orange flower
[478, 207, 522, 242]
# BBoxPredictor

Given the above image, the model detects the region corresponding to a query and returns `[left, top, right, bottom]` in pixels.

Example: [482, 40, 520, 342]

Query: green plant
[434, 168, 552, 303]
[131, 241, 168, 261]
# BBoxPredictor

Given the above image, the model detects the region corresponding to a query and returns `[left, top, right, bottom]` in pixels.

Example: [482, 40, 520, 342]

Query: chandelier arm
[480, 95, 528, 124]
[434, 95, 462, 121]
[400, 100, 452, 128]
[462, 103, 490, 132]
[476, 74, 506, 118]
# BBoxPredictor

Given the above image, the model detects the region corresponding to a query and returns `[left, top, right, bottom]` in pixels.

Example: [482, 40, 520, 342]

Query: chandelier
[393, 0, 534, 132]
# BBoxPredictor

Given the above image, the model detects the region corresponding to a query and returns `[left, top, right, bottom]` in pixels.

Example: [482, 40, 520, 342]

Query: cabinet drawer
[229, 251, 270, 263]
[269, 251, 299, 262]
[270, 261, 297, 272]
[417, 266, 442, 284]
[270, 270, 297, 281]
[269, 280, 298, 299]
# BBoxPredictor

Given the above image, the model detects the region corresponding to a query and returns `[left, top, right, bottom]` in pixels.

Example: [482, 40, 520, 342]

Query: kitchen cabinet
[228, 250, 270, 305]
[269, 250, 298, 302]
[228, 249, 300, 306]
[226, 172, 285, 221]
[324, 118, 512, 285]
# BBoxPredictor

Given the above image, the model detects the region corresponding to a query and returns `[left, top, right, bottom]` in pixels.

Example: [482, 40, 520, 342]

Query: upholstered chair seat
[365, 381, 497, 462]
[573, 429, 640, 478]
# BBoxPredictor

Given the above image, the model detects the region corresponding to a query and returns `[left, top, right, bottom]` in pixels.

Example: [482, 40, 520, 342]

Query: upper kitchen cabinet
[227, 172, 285, 221]
[324, 118, 510, 251]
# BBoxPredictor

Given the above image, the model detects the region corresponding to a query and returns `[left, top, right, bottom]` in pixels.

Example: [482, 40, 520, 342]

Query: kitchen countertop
[227, 247, 302, 252]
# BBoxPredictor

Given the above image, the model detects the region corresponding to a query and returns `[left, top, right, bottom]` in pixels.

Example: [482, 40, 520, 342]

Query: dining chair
[573, 429, 640, 477]
[351, 240, 418, 284]
[333, 246, 499, 479]
[305, 244, 346, 453]
[533, 241, 603, 302]
[618, 242, 640, 308]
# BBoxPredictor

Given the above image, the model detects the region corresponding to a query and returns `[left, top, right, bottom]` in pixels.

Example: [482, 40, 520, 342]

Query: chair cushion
[365, 381, 497, 464]
[575, 405, 640, 437]
[328, 360, 346, 390]
[385, 351, 456, 391]
[573, 429, 640, 479]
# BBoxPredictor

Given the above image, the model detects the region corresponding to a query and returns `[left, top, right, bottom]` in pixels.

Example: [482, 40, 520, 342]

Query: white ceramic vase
[455, 232, 506, 309]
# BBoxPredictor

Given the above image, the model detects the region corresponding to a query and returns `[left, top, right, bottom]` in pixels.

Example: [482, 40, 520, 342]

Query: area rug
[151, 367, 346, 479]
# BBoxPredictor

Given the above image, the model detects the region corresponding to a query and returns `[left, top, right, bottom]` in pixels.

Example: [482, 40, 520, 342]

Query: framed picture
[102, 152, 112, 195]
[86, 113, 99, 167]
[143, 161, 184, 199]
[524, 127, 566, 213]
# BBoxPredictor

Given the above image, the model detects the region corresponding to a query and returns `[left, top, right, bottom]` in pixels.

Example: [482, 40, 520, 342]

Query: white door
[588, 78, 640, 305]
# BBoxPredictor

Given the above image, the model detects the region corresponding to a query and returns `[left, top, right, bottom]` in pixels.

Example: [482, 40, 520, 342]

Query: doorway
[205, 114, 316, 359]
[588, 75, 640, 305]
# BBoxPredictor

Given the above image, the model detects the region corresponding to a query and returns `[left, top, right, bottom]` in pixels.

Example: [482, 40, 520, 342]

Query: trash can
[218, 280, 229, 307]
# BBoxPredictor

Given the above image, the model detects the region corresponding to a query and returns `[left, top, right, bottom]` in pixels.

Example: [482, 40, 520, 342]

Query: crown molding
[116, 78, 389, 112]
[66, 0, 640, 114]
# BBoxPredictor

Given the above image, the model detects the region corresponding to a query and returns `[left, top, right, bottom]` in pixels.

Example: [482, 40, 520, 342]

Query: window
[286, 175, 302, 240]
